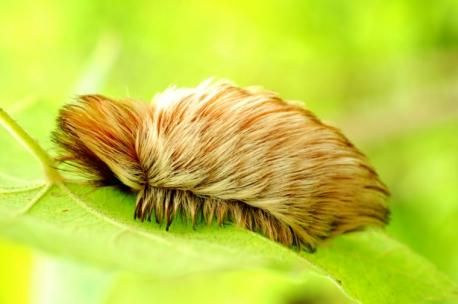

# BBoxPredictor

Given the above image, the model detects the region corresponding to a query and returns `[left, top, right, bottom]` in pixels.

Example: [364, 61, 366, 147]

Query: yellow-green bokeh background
[1, 1, 457, 303]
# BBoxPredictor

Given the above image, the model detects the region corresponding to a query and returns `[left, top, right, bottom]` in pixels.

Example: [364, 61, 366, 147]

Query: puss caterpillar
[52, 79, 389, 251]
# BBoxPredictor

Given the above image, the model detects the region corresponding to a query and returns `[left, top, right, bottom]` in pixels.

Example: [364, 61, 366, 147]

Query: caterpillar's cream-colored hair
[53, 79, 389, 251]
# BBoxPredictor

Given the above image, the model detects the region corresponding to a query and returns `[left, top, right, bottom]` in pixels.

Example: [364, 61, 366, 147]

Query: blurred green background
[0, 0, 457, 303]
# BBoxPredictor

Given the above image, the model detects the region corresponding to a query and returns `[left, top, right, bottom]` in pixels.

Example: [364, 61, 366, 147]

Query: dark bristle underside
[133, 186, 388, 252]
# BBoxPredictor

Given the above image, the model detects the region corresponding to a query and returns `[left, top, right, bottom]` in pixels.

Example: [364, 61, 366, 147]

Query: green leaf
[308, 231, 458, 304]
[0, 102, 457, 304]
[0, 182, 316, 277]
[106, 269, 354, 304]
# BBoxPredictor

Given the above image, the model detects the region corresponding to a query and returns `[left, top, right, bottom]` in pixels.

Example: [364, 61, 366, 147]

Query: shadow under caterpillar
[52, 79, 389, 252]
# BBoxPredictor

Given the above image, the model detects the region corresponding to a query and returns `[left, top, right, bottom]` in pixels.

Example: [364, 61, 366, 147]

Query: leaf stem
[0, 107, 62, 183]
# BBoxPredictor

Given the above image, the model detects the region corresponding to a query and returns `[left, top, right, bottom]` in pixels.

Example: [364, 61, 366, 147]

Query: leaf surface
[0, 102, 457, 304]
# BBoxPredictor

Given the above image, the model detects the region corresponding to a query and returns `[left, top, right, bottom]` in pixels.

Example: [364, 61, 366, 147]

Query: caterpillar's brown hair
[53, 80, 389, 251]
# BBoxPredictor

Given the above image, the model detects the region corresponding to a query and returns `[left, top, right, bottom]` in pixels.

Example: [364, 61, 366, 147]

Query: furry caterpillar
[53, 80, 389, 251]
